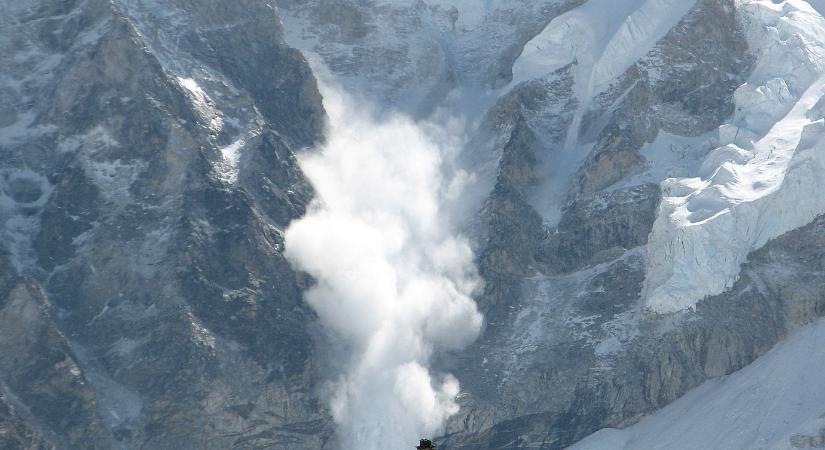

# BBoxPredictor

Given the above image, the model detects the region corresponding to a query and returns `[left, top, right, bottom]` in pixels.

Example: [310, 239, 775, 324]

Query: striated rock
[538, 184, 660, 274]
[1, 0, 331, 448]
[445, 212, 825, 448]
[0, 248, 109, 448]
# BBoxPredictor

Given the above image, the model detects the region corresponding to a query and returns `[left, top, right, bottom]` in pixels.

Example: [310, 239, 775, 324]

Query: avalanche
[570, 318, 825, 450]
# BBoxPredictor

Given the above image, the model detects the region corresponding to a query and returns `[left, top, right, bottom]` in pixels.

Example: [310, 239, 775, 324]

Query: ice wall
[509, 0, 697, 225]
[644, 0, 825, 313]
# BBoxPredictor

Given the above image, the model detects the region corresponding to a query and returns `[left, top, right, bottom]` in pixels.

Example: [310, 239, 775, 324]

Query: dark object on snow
[416, 439, 436, 449]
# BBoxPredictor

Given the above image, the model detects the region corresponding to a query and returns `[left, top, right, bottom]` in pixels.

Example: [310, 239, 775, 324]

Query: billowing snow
[570, 318, 825, 450]
[283, 85, 482, 449]
[644, 0, 825, 313]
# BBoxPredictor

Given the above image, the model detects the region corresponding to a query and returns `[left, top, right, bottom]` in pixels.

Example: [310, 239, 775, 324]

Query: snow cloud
[284, 84, 483, 449]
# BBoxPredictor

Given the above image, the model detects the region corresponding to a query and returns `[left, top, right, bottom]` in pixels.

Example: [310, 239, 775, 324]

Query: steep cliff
[1, 0, 329, 448]
[6, 0, 825, 449]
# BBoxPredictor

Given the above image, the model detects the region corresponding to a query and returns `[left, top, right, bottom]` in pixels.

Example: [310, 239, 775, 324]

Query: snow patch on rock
[59, 126, 147, 207]
[215, 138, 244, 184]
[0, 169, 52, 273]
[512, 0, 697, 97]
[510, 0, 697, 225]
[178, 77, 224, 132]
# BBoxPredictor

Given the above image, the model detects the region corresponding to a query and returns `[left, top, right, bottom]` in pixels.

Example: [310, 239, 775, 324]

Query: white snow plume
[284, 85, 483, 449]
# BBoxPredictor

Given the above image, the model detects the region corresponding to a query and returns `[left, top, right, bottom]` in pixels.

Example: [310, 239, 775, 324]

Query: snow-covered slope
[508, 0, 825, 314]
[442, 1, 825, 447]
[644, 0, 825, 312]
[512, 0, 697, 96]
[570, 318, 825, 450]
[276, 0, 586, 117]
[10, 0, 825, 448]
[509, 0, 697, 226]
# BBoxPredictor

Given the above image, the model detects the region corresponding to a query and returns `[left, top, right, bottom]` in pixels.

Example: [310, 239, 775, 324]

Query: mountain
[570, 317, 825, 450]
[2, 1, 327, 448]
[3, 0, 825, 449]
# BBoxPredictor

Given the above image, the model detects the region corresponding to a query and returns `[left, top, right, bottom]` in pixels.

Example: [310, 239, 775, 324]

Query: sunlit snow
[644, 0, 825, 312]
[571, 318, 825, 450]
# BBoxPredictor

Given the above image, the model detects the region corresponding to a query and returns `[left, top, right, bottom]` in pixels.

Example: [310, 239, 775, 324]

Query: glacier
[511, 0, 825, 313]
[644, 0, 825, 312]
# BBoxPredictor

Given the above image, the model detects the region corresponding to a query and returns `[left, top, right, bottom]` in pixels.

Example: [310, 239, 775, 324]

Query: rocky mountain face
[2, 0, 328, 448]
[5, 0, 825, 449]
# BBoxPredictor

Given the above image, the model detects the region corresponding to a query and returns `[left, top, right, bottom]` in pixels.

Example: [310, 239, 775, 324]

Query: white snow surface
[215, 138, 244, 184]
[284, 84, 482, 450]
[511, 0, 696, 225]
[644, 0, 825, 313]
[512, 0, 696, 97]
[178, 77, 224, 132]
[570, 318, 825, 450]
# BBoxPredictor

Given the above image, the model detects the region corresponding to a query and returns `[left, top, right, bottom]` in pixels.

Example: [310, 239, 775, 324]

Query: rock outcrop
[6, 0, 825, 449]
[1, 0, 330, 447]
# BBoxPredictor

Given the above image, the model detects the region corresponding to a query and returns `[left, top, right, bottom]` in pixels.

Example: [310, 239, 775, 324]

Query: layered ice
[644, 0, 825, 313]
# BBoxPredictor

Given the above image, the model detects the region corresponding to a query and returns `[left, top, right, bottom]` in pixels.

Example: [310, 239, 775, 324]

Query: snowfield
[510, 0, 698, 226]
[512, 0, 697, 96]
[570, 318, 825, 450]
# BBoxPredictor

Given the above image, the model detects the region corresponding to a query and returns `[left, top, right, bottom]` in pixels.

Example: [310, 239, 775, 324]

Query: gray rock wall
[0, 0, 332, 448]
